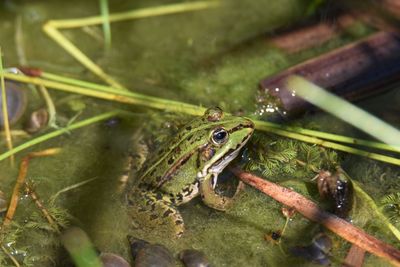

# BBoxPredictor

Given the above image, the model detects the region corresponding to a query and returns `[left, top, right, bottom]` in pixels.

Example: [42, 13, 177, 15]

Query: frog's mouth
[209, 146, 242, 175]
[197, 120, 254, 180]
[208, 133, 252, 176]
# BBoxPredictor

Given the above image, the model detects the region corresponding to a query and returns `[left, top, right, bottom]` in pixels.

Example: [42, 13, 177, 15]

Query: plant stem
[256, 121, 400, 166]
[99, 0, 111, 50]
[38, 85, 57, 128]
[288, 75, 400, 150]
[261, 120, 400, 153]
[25, 182, 60, 233]
[46, 1, 220, 29]
[50, 177, 97, 204]
[42, 24, 125, 89]
[352, 180, 400, 241]
[3, 148, 60, 227]
[1, 245, 20, 267]
[0, 111, 118, 162]
[2, 72, 206, 116]
[0, 48, 14, 166]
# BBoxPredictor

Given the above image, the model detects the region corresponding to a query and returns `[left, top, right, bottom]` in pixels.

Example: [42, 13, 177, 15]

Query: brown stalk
[231, 168, 400, 266]
[2, 148, 61, 227]
[343, 245, 366, 267]
[24, 182, 60, 233]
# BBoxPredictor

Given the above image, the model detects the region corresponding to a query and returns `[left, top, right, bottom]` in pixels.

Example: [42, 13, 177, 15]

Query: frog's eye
[211, 128, 229, 145]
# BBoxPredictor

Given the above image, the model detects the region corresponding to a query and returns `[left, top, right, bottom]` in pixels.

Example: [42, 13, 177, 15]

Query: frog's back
[136, 116, 208, 188]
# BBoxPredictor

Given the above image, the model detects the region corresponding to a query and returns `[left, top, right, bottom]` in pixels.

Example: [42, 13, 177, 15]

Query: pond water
[0, 0, 399, 266]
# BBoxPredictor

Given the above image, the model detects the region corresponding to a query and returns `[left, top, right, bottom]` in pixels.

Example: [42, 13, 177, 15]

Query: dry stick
[343, 245, 366, 267]
[231, 168, 400, 267]
[25, 182, 60, 233]
[2, 148, 61, 227]
[1, 245, 20, 267]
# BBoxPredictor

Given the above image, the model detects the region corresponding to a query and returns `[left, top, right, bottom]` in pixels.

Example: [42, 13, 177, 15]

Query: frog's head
[196, 107, 254, 179]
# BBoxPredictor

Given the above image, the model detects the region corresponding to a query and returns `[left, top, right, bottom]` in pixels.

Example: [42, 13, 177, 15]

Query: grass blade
[0, 48, 14, 166]
[287, 75, 400, 150]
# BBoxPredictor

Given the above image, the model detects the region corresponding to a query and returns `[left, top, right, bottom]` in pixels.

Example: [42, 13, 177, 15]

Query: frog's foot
[127, 189, 184, 237]
[200, 174, 244, 211]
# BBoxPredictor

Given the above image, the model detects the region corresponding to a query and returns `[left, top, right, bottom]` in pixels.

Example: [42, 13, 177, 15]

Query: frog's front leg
[199, 173, 244, 211]
[127, 188, 184, 237]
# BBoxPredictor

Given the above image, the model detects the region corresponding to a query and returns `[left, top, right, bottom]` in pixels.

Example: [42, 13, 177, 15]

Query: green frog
[127, 107, 254, 236]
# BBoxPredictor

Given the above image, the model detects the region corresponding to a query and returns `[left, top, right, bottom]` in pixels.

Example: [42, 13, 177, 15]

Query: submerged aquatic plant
[0, 195, 72, 266]
[245, 132, 338, 179]
[381, 193, 400, 228]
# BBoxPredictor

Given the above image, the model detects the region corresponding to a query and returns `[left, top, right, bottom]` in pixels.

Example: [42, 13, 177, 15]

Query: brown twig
[2, 148, 61, 227]
[1, 245, 20, 267]
[343, 245, 366, 267]
[24, 182, 60, 233]
[231, 168, 400, 266]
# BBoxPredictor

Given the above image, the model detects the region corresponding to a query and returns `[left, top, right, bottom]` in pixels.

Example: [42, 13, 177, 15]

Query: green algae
[0, 0, 398, 266]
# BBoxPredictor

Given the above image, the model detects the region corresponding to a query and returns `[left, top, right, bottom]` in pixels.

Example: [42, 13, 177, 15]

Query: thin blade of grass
[38, 85, 57, 128]
[99, 0, 111, 50]
[287, 75, 400, 150]
[15, 16, 27, 66]
[0, 111, 119, 162]
[255, 121, 400, 166]
[42, 25, 125, 89]
[0, 48, 14, 166]
[261, 120, 400, 153]
[47, 1, 220, 29]
[2, 72, 206, 116]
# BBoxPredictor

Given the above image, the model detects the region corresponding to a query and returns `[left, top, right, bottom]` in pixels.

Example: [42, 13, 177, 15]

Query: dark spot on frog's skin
[187, 134, 193, 141]
[175, 220, 183, 225]
[150, 214, 158, 220]
[163, 209, 174, 218]
[177, 194, 183, 201]
[167, 158, 174, 165]
[185, 188, 193, 196]
[156, 192, 163, 200]
[174, 147, 181, 154]
[156, 176, 162, 182]
[179, 156, 191, 166]
[185, 126, 192, 131]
